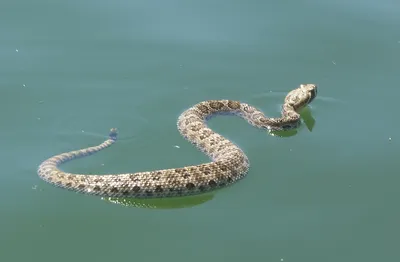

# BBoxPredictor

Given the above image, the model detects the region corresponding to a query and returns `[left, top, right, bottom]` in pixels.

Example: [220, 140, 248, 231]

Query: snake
[37, 84, 317, 199]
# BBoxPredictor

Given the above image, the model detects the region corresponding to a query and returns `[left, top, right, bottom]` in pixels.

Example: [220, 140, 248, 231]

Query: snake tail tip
[109, 128, 118, 140]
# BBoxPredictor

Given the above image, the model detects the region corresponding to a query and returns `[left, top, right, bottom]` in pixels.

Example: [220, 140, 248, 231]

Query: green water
[1, 0, 399, 261]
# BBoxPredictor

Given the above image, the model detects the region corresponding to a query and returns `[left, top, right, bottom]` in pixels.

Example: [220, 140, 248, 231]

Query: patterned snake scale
[38, 84, 317, 198]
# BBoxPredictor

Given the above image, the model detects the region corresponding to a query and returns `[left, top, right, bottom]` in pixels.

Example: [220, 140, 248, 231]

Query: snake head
[285, 84, 318, 111]
[300, 84, 318, 104]
[109, 128, 118, 141]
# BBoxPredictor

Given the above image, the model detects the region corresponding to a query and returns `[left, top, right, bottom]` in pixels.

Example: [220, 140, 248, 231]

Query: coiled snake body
[37, 84, 317, 198]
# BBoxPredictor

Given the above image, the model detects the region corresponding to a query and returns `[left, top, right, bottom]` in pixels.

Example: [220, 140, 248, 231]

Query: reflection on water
[102, 193, 214, 209]
[270, 106, 316, 137]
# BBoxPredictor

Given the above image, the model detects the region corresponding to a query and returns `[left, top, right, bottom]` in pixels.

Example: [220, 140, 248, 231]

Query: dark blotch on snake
[197, 104, 210, 114]
[186, 183, 195, 190]
[208, 180, 217, 187]
[129, 175, 140, 182]
[209, 101, 224, 110]
[174, 168, 183, 174]
[218, 164, 228, 171]
[227, 100, 241, 109]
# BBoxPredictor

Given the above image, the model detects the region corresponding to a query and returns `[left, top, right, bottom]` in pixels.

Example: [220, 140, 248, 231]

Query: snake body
[37, 84, 317, 198]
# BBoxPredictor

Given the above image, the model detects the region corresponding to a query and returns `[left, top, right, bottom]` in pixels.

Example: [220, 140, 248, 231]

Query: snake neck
[178, 99, 302, 135]
[279, 103, 302, 125]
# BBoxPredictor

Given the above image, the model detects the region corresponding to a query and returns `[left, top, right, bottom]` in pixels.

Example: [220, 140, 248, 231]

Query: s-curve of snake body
[37, 84, 317, 199]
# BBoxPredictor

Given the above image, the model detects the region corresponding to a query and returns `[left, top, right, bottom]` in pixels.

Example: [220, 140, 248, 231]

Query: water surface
[1, 1, 399, 261]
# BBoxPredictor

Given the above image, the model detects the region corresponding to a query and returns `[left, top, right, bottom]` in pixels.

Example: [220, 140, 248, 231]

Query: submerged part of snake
[37, 84, 317, 198]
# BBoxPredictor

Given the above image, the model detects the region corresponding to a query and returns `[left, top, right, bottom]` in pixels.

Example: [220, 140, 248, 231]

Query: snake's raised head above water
[109, 128, 118, 141]
[285, 84, 318, 111]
